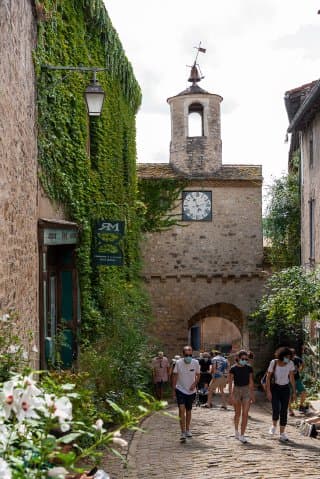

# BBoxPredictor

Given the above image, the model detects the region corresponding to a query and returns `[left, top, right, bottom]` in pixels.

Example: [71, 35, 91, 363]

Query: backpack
[261, 359, 277, 391]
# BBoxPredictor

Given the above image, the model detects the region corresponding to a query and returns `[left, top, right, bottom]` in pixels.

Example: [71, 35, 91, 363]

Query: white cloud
[104, 0, 320, 190]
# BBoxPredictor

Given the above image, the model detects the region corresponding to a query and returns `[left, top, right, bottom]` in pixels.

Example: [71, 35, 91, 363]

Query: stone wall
[141, 177, 268, 370]
[301, 113, 320, 267]
[142, 180, 264, 278]
[168, 93, 223, 175]
[0, 0, 39, 353]
[144, 275, 268, 369]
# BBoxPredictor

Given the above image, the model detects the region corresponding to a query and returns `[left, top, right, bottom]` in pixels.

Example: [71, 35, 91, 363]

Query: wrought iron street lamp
[42, 65, 107, 116]
[84, 71, 105, 116]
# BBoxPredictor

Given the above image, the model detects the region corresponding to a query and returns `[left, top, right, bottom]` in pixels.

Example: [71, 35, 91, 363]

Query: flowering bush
[0, 371, 165, 479]
[0, 372, 139, 479]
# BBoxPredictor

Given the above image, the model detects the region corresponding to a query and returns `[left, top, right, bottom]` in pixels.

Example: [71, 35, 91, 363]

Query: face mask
[184, 356, 192, 364]
[239, 359, 247, 366]
[283, 357, 290, 364]
[204, 358, 209, 362]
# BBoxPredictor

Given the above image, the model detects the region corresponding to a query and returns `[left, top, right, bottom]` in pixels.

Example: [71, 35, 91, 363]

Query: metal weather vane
[188, 42, 206, 84]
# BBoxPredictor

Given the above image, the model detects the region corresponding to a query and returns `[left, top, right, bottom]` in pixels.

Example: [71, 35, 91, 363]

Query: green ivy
[34, 0, 151, 379]
[138, 178, 187, 231]
[263, 151, 301, 270]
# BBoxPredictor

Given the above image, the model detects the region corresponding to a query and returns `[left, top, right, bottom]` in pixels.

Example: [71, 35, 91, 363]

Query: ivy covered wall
[34, 0, 149, 361]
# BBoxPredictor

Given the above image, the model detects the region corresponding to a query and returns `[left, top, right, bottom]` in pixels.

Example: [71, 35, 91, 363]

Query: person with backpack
[266, 347, 296, 442]
[228, 350, 255, 443]
[204, 350, 229, 409]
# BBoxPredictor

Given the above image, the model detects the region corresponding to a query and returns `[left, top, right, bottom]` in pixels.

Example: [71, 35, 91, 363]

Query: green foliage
[251, 266, 320, 339]
[138, 178, 187, 231]
[0, 314, 35, 382]
[264, 154, 300, 269]
[34, 0, 152, 396]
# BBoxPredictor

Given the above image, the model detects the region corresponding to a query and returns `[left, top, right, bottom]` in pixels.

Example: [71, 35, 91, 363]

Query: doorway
[39, 220, 79, 369]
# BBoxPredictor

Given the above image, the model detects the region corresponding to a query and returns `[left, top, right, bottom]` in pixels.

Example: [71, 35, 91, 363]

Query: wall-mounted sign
[93, 220, 125, 266]
[44, 228, 78, 246]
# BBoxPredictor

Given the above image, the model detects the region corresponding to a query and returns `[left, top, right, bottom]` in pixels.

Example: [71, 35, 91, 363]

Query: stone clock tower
[138, 58, 268, 368]
[168, 63, 222, 176]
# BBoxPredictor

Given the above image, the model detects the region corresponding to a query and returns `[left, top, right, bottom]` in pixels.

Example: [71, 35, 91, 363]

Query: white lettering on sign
[97, 222, 120, 233]
[44, 228, 78, 245]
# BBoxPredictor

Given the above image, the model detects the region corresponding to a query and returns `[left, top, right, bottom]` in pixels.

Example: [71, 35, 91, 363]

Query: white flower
[43, 394, 72, 431]
[53, 396, 72, 422]
[60, 383, 75, 391]
[47, 466, 68, 478]
[21, 350, 29, 361]
[7, 345, 19, 354]
[93, 418, 105, 432]
[31, 344, 39, 353]
[0, 380, 20, 420]
[15, 388, 44, 422]
[0, 314, 10, 322]
[0, 458, 11, 479]
[112, 431, 127, 448]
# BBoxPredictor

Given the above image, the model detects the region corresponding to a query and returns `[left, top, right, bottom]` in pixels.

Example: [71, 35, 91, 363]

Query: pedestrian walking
[198, 351, 212, 389]
[172, 345, 200, 443]
[151, 351, 170, 400]
[289, 348, 307, 416]
[205, 350, 229, 409]
[228, 350, 255, 443]
[266, 347, 296, 442]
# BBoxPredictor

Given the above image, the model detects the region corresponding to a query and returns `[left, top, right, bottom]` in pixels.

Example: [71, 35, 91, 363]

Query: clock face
[182, 191, 212, 221]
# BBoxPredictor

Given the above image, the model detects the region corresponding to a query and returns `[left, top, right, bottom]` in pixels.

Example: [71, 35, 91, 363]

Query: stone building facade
[285, 79, 320, 372]
[0, 0, 39, 352]
[139, 67, 266, 361]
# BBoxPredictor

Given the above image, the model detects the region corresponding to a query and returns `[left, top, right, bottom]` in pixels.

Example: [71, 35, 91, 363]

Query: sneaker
[239, 435, 248, 443]
[310, 424, 318, 438]
[269, 426, 276, 435]
[289, 410, 295, 417]
[186, 430, 192, 438]
[279, 432, 289, 442]
[180, 432, 186, 443]
[235, 431, 240, 440]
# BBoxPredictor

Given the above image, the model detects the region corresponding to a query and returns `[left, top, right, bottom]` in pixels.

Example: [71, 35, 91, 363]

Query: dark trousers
[271, 384, 290, 427]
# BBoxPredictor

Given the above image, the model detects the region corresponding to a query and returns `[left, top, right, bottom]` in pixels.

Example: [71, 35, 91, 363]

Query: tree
[264, 157, 300, 269]
[251, 266, 320, 340]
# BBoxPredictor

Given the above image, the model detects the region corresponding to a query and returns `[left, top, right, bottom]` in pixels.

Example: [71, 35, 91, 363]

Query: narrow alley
[109, 395, 320, 479]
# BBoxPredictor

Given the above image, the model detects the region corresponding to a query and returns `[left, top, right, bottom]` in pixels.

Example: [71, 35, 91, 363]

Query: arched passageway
[188, 303, 247, 353]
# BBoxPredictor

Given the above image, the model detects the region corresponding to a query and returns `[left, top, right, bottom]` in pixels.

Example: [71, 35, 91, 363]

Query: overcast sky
[104, 0, 320, 193]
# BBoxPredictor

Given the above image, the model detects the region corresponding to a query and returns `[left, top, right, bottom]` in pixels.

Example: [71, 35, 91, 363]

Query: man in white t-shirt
[172, 345, 200, 442]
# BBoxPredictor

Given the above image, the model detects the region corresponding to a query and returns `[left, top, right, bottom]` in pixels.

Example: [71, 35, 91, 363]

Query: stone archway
[188, 303, 248, 352]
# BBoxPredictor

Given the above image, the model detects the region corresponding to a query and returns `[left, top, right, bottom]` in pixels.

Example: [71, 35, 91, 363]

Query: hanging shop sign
[44, 228, 78, 245]
[93, 220, 125, 266]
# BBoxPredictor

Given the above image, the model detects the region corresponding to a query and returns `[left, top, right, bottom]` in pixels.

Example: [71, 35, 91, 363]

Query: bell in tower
[167, 51, 223, 176]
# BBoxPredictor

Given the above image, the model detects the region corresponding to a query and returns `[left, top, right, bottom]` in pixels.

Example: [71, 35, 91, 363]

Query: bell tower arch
[167, 63, 223, 176]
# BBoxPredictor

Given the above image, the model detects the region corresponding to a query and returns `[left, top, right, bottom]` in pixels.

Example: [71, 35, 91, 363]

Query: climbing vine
[138, 178, 187, 231]
[34, 0, 151, 394]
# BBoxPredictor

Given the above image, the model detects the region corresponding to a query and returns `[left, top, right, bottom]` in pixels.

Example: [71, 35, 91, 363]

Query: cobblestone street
[109, 394, 320, 479]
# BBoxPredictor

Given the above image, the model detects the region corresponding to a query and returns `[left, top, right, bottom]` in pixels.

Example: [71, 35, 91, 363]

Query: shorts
[209, 376, 227, 391]
[295, 378, 306, 394]
[175, 389, 196, 411]
[233, 385, 251, 402]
